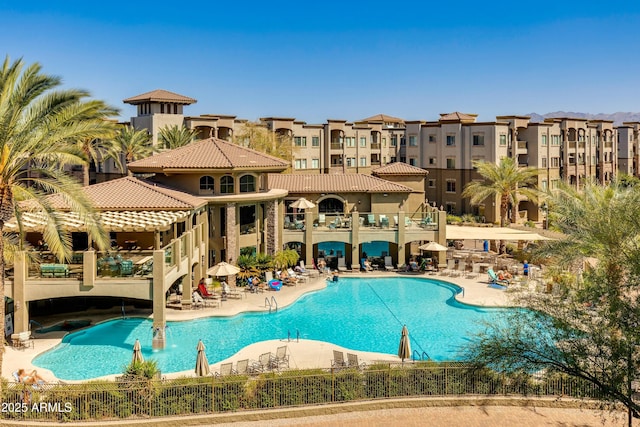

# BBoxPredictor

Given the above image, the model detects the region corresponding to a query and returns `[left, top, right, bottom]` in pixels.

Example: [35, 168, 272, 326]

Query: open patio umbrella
[206, 261, 240, 277]
[397, 325, 411, 363]
[194, 340, 210, 377]
[132, 339, 144, 364]
[290, 197, 316, 210]
[418, 241, 448, 252]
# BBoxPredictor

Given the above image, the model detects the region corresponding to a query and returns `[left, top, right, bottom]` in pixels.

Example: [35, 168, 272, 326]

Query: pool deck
[3, 270, 511, 383]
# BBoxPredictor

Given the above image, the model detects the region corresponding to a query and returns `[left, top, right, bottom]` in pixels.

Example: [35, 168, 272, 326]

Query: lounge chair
[468, 263, 480, 279]
[331, 350, 347, 368]
[443, 259, 457, 276]
[222, 282, 243, 299]
[288, 268, 307, 283]
[215, 362, 236, 377]
[192, 291, 205, 309]
[236, 359, 250, 375]
[488, 268, 509, 286]
[198, 282, 217, 299]
[337, 257, 348, 272]
[457, 261, 467, 277]
[367, 213, 376, 227]
[384, 256, 395, 271]
[274, 346, 290, 368]
[379, 214, 389, 228]
[318, 213, 326, 227]
[347, 353, 367, 369]
[252, 352, 277, 372]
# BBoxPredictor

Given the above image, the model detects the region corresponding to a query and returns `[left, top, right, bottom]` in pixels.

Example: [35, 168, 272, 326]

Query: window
[446, 135, 455, 146]
[541, 179, 548, 190]
[294, 136, 307, 147]
[472, 134, 484, 146]
[220, 175, 234, 194]
[541, 157, 547, 168]
[551, 157, 559, 167]
[445, 203, 456, 214]
[359, 157, 367, 166]
[409, 135, 417, 146]
[390, 156, 396, 163]
[568, 153, 575, 165]
[499, 135, 507, 146]
[199, 176, 214, 191]
[346, 137, 355, 147]
[239, 175, 256, 193]
[409, 158, 416, 166]
[446, 158, 455, 169]
[346, 157, 355, 167]
[311, 158, 319, 169]
[551, 179, 560, 189]
[428, 179, 436, 188]
[552, 135, 560, 145]
[541, 135, 547, 146]
[446, 180, 456, 193]
[390, 135, 397, 146]
[400, 156, 406, 163]
[294, 159, 307, 169]
[400, 136, 406, 146]
[429, 157, 436, 165]
[312, 136, 320, 147]
[360, 137, 366, 147]
[382, 137, 387, 147]
[428, 135, 436, 143]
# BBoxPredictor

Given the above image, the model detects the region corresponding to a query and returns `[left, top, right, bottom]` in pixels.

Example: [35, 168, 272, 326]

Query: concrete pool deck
[2, 269, 511, 383]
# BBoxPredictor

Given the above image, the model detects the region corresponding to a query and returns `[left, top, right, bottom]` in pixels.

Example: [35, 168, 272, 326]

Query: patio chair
[318, 213, 326, 227]
[468, 263, 480, 279]
[236, 359, 250, 375]
[331, 350, 347, 368]
[457, 261, 467, 277]
[443, 259, 457, 276]
[215, 362, 236, 377]
[252, 352, 277, 372]
[367, 213, 376, 227]
[379, 215, 389, 228]
[487, 268, 509, 286]
[274, 346, 290, 368]
[337, 257, 348, 272]
[347, 353, 367, 369]
[384, 256, 395, 271]
[288, 268, 307, 283]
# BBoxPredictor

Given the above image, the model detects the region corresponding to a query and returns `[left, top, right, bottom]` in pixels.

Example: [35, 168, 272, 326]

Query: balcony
[370, 143, 381, 150]
[517, 140, 527, 150]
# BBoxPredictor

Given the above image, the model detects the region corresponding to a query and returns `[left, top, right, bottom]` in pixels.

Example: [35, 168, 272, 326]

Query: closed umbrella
[397, 325, 411, 363]
[194, 340, 210, 376]
[132, 339, 144, 364]
[418, 241, 448, 252]
[206, 261, 240, 277]
[290, 197, 316, 210]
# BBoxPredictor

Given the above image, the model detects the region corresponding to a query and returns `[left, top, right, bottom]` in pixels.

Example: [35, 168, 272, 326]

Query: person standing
[523, 260, 529, 277]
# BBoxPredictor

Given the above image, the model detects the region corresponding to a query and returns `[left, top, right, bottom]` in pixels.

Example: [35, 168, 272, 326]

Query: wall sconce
[383, 193, 388, 197]
[358, 200, 361, 204]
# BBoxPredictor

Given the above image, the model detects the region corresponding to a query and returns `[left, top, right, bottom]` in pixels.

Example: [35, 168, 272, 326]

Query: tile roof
[268, 174, 415, 193]
[127, 138, 289, 172]
[373, 162, 429, 176]
[44, 177, 206, 211]
[123, 89, 197, 105]
[439, 112, 478, 123]
[359, 114, 405, 123]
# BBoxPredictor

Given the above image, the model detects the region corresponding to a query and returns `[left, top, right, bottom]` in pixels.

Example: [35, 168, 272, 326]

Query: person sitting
[197, 280, 216, 299]
[278, 270, 298, 285]
[523, 260, 529, 276]
[332, 271, 339, 282]
[363, 259, 373, 272]
[317, 258, 328, 273]
[497, 270, 512, 283]
[17, 369, 45, 385]
[409, 259, 419, 272]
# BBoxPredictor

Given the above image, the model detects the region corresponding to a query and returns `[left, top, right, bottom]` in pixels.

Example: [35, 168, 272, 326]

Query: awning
[5, 210, 190, 233]
[445, 225, 553, 241]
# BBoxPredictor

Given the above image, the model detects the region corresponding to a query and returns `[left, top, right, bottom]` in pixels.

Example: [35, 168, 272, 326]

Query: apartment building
[123, 89, 623, 224]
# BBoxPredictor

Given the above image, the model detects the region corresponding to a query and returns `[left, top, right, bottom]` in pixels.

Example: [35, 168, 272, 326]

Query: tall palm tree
[75, 131, 120, 186]
[462, 157, 540, 227]
[0, 56, 116, 383]
[112, 125, 155, 174]
[158, 124, 198, 149]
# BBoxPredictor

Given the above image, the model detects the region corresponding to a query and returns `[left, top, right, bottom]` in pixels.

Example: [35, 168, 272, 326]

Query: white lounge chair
[384, 256, 395, 271]
[337, 257, 348, 272]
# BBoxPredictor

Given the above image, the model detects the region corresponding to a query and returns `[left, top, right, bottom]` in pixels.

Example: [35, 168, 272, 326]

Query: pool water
[34, 277, 507, 380]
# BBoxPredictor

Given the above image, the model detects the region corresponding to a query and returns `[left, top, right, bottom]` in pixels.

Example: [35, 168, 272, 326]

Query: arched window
[199, 176, 214, 191]
[220, 175, 234, 194]
[239, 175, 256, 193]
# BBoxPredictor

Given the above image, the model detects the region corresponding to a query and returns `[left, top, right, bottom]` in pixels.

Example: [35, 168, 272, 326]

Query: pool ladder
[265, 296, 278, 313]
[412, 350, 430, 361]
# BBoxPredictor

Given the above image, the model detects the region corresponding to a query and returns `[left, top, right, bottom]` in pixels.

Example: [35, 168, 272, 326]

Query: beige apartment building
[123, 89, 624, 225]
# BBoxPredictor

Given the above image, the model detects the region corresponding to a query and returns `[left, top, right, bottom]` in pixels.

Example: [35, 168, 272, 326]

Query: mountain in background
[526, 112, 640, 126]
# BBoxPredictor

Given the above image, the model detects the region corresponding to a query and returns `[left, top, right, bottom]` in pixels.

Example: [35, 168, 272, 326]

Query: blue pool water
[34, 277, 507, 380]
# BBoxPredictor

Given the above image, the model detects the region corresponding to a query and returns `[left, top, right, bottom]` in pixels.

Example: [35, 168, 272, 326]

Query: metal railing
[1, 365, 600, 422]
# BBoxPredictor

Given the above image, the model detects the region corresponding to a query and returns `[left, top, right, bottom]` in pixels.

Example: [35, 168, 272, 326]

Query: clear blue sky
[2, 0, 639, 123]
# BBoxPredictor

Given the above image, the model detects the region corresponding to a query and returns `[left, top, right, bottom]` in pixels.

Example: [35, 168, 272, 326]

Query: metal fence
[2, 364, 601, 422]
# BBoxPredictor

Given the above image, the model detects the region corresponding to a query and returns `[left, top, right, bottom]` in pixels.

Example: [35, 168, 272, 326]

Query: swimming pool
[34, 277, 508, 380]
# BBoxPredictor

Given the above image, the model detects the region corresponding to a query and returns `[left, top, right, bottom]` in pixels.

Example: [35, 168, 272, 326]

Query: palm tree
[234, 121, 295, 171]
[0, 56, 116, 382]
[462, 157, 540, 227]
[112, 125, 155, 174]
[75, 131, 120, 186]
[158, 125, 198, 149]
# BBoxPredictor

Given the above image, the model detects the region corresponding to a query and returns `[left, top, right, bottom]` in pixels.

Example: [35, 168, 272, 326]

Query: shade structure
[419, 241, 448, 252]
[445, 225, 553, 241]
[397, 325, 411, 362]
[206, 261, 240, 277]
[132, 339, 144, 364]
[290, 197, 316, 210]
[194, 340, 210, 377]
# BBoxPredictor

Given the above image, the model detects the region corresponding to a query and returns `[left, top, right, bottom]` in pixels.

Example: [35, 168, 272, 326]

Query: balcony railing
[283, 211, 440, 233]
[370, 143, 381, 150]
[517, 140, 527, 149]
[330, 143, 343, 150]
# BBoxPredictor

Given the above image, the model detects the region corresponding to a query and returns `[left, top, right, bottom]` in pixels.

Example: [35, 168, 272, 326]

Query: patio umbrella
[290, 197, 316, 210]
[397, 325, 411, 363]
[132, 339, 144, 364]
[206, 261, 240, 277]
[194, 340, 210, 376]
[418, 241, 448, 252]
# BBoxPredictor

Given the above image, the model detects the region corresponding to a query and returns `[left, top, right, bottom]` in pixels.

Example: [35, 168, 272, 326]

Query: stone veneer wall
[225, 202, 237, 286]
[266, 200, 278, 256]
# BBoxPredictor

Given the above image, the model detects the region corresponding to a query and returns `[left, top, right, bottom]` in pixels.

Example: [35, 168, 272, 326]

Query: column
[397, 211, 406, 266]
[12, 251, 28, 334]
[304, 210, 313, 266]
[350, 210, 360, 270]
[152, 249, 167, 349]
[436, 210, 448, 269]
[266, 200, 278, 256]
[225, 202, 237, 286]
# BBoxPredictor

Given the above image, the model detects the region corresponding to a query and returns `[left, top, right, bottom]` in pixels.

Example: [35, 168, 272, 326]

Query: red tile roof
[373, 162, 429, 176]
[123, 89, 197, 105]
[268, 174, 415, 193]
[359, 114, 405, 123]
[127, 138, 289, 172]
[439, 112, 478, 123]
